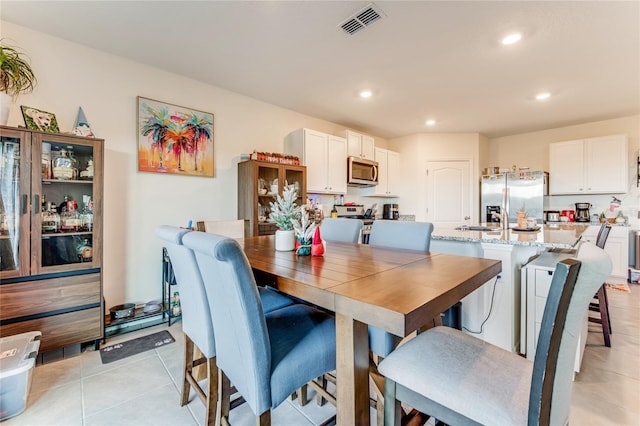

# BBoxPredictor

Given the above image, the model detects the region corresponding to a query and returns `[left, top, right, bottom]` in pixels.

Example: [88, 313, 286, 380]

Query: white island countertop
[431, 223, 591, 249]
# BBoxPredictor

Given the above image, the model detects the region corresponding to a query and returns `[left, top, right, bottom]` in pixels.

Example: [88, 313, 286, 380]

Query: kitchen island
[430, 223, 589, 354]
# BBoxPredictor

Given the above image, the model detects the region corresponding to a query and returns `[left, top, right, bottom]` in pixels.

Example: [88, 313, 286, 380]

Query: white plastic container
[0, 331, 41, 421]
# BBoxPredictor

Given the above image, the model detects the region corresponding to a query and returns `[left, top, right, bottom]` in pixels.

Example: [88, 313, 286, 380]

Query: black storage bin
[441, 302, 462, 330]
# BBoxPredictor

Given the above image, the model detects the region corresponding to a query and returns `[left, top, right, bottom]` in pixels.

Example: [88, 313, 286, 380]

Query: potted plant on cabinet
[0, 40, 37, 125]
[269, 184, 301, 251]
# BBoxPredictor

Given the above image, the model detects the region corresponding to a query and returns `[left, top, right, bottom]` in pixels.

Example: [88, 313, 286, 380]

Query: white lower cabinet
[580, 225, 630, 280]
[521, 252, 587, 374]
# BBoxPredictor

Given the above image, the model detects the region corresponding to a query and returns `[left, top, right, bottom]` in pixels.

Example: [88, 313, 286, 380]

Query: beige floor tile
[3, 381, 83, 426]
[84, 383, 196, 426]
[82, 354, 173, 417]
[30, 355, 82, 394]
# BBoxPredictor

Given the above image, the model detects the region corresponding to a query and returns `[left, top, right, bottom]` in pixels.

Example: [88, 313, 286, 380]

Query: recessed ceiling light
[359, 90, 372, 98]
[502, 33, 522, 45]
[535, 92, 551, 101]
[425, 119, 436, 126]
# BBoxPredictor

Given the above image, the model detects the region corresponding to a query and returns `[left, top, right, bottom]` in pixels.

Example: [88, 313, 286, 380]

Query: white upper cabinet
[364, 147, 400, 197]
[342, 129, 375, 160]
[285, 128, 347, 194]
[549, 134, 628, 195]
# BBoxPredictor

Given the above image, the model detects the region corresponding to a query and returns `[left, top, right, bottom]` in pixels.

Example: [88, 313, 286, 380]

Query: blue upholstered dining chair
[155, 226, 294, 425]
[183, 231, 337, 425]
[320, 218, 364, 243]
[367, 221, 435, 358]
[378, 242, 611, 426]
[366, 221, 434, 425]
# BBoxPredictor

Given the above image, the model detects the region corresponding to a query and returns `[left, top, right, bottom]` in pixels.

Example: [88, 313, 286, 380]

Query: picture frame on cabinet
[20, 105, 60, 133]
[137, 96, 214, 177]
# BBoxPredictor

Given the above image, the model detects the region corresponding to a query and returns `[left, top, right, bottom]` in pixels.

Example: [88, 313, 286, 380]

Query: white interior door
[426, 160, 472, 227]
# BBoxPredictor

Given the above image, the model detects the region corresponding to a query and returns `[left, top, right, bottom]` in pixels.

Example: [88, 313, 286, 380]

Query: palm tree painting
[137, 97, 214, 177]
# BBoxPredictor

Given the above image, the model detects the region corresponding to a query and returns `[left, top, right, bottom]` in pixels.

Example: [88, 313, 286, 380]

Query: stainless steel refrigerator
[481, 171, 548, 225]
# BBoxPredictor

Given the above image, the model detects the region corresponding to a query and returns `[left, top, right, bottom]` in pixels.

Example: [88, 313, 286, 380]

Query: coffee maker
[382, 204, 399, 220]
[575, 203, 591, 222]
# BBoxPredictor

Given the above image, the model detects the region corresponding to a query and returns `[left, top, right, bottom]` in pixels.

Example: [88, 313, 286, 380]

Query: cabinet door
[346, 131, 361, 158]
[31, 133, 103, 275]
[581, 225, 628, 279]
[361, 135, 375, 160]
[283, 165, 306, 206]
[386, 150, 400, 196]
[372, 148, 388, 196]
[549, 139, 584, 194]
[605, 237, 626, 278]
[585, 135, 628, 194]
[345, 131, 375, 160]
[326, 136, 347, 194]
[0, 128, 31, 279]
[303, 130, 328, 193]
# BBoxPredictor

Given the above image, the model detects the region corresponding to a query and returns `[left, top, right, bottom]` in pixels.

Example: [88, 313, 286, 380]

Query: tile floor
[4, 284, 640, 426]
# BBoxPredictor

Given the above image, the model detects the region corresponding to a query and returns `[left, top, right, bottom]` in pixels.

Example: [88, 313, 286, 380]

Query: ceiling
[2, 1, 639, 139]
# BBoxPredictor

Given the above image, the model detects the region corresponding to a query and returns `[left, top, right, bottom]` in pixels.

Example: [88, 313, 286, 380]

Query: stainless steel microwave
[348, 156, 378, 186]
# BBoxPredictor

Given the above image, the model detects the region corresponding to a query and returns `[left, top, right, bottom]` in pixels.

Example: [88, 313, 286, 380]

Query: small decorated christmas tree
[269, 184, 300, 231]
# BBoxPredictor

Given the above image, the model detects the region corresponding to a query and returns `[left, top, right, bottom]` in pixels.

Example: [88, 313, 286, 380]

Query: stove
[334, 205, 374, 244]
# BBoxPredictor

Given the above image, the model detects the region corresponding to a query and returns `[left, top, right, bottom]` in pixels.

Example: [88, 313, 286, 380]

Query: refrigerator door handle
[501, 188, 510, 229]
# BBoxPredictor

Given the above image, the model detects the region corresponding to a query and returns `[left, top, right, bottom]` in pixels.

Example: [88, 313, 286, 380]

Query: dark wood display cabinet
[238, 160, 306, 236]
[0, 126, 104, 352]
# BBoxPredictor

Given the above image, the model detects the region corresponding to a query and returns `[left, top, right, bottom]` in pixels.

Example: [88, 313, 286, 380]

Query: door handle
[21, 194, 28, 214]
[33, 194, 40, 214]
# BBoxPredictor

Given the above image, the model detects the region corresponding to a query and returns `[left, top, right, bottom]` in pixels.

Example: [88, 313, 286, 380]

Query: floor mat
[100, 330, 175, 364]
[605, 282, 631, 294]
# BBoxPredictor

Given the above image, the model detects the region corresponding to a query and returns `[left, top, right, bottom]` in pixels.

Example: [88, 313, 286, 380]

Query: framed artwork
[137, 96, 214, 177]
[20, 105, 60, 133]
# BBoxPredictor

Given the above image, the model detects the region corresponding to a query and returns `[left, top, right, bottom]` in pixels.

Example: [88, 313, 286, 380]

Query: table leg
[336, 313, 370, 426]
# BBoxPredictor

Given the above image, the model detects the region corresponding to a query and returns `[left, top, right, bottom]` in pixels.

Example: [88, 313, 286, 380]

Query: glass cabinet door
[0, 129, 31, 278]
[256, 163, 280, 236]
[31, 133, 102, 274]
[284, 166, 305, 207]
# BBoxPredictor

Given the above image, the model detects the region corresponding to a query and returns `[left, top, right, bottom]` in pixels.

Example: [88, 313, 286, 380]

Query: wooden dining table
[241, 235, 502, 426]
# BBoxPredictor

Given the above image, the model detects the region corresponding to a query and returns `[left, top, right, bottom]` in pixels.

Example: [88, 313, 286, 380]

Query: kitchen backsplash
[545, 193, 637, 227]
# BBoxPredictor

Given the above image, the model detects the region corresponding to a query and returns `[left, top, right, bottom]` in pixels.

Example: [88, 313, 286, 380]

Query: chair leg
[218, 369, 232, 426]
[597, 286, 612, 347]
[181, 335, 195, 406]
[383, 378, 402, 426]
[603, 284, 612, 334]
[205, 357, 218, 426]
[256, 410, 271, 426]
[316, 375, 327, 406]
[294, 384, 309, 406]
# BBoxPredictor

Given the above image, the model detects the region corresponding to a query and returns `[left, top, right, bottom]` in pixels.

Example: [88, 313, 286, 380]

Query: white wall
[488, 115, 640, 227]
[1, 21, 383, 308]
[387, 133, 482, 222]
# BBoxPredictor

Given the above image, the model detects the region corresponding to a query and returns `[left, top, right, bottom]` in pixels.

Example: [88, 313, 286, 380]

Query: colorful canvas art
[137, 97, 214, 177]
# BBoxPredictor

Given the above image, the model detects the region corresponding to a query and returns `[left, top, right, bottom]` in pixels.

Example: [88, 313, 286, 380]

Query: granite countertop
[431, 223, 591, 249]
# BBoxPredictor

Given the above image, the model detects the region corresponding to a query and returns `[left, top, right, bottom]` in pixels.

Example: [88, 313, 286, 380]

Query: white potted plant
[269, 184, 301, 251]
[0, 40, 37, 125]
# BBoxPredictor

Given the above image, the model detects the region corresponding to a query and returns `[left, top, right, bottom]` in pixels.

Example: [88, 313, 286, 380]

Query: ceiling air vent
[339, 3, 385, 35]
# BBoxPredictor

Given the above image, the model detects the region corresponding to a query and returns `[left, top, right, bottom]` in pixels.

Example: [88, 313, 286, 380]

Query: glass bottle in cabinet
[52, 148, 75, 180]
